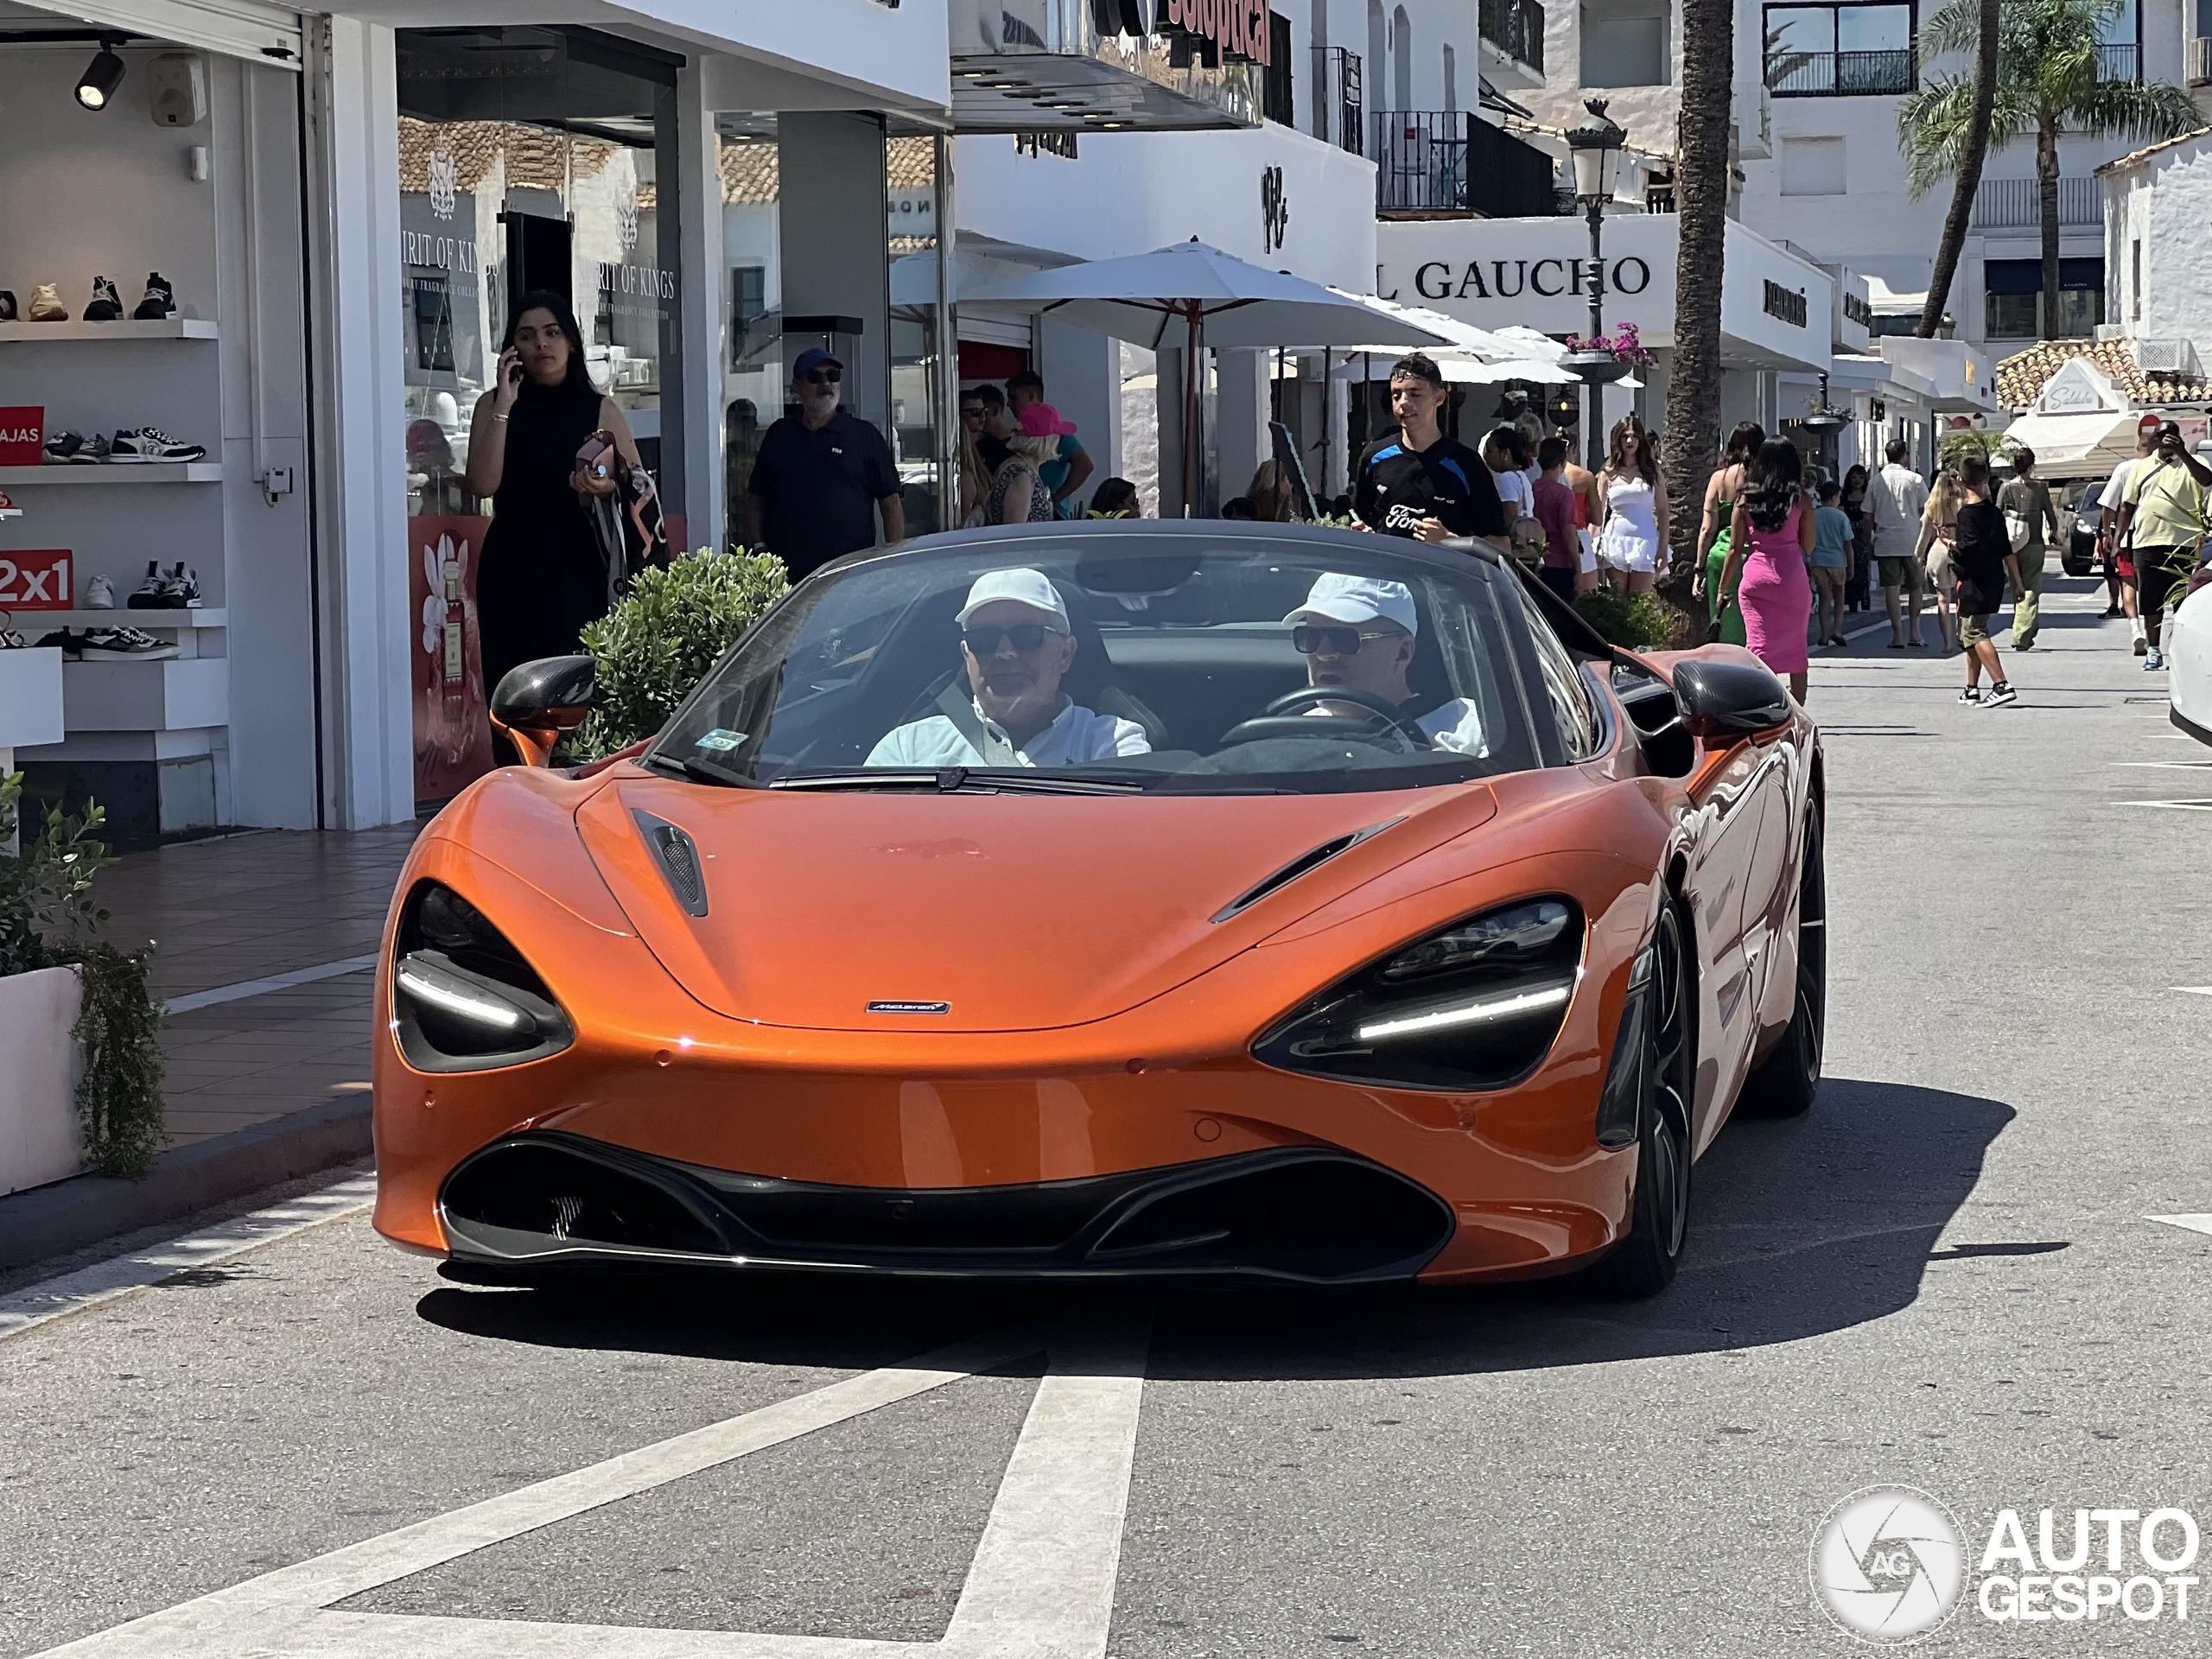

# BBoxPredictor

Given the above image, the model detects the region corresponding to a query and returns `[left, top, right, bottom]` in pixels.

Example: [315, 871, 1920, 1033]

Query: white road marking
[2148, 1215, 2212, 1236]
[164, 955, 379, 1017]
[0, 1176, 376, 1342]
[30, 1313, 1151, 1659]
[2111, 760, 2212, 768]
[2117, 798, 2212, 811]
[2171, 987, 2212, 997]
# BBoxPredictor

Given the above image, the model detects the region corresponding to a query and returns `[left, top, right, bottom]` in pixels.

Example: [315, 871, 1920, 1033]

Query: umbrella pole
[1321, 347, 1332, 503]
[1183, 305, 1199, 518]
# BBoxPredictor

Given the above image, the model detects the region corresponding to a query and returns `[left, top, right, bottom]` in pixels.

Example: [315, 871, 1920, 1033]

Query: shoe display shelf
[60, 656, 226, 734]
[0, 645, 65, 756]
[28, 608, 226, 630]
[0, 463, 221, 485]
[0, 320, 217, 343]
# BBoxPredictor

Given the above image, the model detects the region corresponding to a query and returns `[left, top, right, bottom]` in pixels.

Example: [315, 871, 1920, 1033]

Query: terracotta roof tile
[1993, 337, 2212, 410]
[2095, 126, 2212, 177]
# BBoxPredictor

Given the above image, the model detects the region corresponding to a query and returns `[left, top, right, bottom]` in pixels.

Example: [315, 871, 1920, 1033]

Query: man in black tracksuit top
[1351, 354, 1509, 548]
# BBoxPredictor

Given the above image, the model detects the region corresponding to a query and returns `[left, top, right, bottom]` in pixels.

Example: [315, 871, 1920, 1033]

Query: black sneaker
[124, 561, 166, 608]
[33, 628, 87, 659]
[1957, 687, 1980, 704]
[111, 427, 207, 463]
[42, 429, 84, 462]
[1985, 682, 2018, 707]
[131, 272, 175, 320]
[80, 626, 178, 659]
[0, 291, 16, 321]
[84, 275, 123, 322]
[64, 432, 111, 464]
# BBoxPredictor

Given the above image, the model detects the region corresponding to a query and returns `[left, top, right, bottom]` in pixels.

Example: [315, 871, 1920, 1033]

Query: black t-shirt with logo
[749, 409, 900, 580]
[1352, 430, 1507, 540]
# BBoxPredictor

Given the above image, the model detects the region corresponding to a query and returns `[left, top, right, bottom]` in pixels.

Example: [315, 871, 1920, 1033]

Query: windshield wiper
[639, 750, 761, 789]
[768, 767, 1144, 796]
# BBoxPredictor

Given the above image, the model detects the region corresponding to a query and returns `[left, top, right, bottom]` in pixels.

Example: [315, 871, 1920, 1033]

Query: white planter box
[0, 965, 85, 1194]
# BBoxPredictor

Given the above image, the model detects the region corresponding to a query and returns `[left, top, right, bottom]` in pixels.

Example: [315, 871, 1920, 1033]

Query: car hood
[573, 771, 1498, 1033]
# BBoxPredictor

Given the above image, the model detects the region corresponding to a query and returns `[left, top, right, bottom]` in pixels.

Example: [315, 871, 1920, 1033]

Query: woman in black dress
[464, 290, 642, 704]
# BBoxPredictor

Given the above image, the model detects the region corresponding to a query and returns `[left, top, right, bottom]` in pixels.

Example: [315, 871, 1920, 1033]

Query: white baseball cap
[1284, 573, 1418, 637]
[957, 567, 1071, 630]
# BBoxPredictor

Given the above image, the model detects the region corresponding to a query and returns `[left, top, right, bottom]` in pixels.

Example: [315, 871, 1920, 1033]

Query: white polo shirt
[1302, 697, 1488, 757]
[868, 697, 1150, 768]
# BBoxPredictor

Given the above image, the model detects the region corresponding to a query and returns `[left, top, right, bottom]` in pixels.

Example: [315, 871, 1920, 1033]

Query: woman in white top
[1911, 467, 1964, 653]
[1596, 413, 1669, 594]
[1484, 427, 1543, 562]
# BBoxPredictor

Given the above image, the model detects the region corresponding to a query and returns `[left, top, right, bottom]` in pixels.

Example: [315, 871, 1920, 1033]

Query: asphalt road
[4, 575, 2209, 1659]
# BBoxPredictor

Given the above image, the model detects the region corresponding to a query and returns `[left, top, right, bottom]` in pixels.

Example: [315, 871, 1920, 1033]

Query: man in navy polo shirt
[745, 348, 904, 580]
[1351, 354, 1507, 549]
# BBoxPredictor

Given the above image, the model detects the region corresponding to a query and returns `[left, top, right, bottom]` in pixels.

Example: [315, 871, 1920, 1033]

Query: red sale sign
[0, 549, 73, 608]
[0, 406, 44, 466]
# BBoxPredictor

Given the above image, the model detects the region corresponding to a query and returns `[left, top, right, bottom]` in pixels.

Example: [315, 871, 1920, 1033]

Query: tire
[1737, 804, 1826, 1120]
[2061, 550, 2093, 578]
[1587, 900, 1694, 1299]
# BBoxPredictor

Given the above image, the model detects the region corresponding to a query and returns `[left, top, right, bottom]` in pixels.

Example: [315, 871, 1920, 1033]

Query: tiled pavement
[94, 826, 423, 1150]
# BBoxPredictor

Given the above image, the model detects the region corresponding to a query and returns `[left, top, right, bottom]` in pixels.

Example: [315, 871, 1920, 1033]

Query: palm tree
[1661, 0, 1732, 601]
[1915, 0, 1999, 337]
[1900, 0, 2200, 340]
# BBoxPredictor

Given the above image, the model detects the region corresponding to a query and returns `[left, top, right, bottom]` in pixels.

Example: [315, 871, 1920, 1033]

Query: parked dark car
[2063, 479, 2105, 577]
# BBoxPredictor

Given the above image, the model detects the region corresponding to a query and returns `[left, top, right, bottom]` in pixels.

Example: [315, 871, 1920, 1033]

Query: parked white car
[2173, 575, 2212, 745]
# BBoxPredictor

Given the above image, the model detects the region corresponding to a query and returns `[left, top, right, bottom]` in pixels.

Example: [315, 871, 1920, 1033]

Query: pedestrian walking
[1484, 427, 1541, 563]
[1559, 430, 1604, 581]
[1696, 422, 1763, 644]
[1596, 414, 1669, 595]
[1006, 369, 1095, 515]
[2099, 426, 2158, 655]
[745, 348, 904, 582]
[1866, 438, 1931, 649]
[1913, 469, 1963, 655]
[1995, 447, 2060, 650]
[1840, 463, 1872, 612]
[980, 410, 1063, 526]
[2116, 420, 2212, 672]
[1532, 435, 1586, 603]
[1951, 453, 2024, 706]
[1351, 354, 1508, 546]
[1719, 438, 1816, 702]
[1810, 479, 1853, 647]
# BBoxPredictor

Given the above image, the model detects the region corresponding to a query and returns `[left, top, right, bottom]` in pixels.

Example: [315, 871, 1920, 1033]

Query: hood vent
[632, 810, 709, 917]
[1211, 817, 1404, 924]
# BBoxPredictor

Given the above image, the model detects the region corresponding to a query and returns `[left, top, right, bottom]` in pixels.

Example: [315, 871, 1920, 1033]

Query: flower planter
[0, 965, 85, 1195]
[1560, 350, 1634, 385]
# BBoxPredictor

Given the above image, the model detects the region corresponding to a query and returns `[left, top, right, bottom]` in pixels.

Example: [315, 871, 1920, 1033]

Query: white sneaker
[79, 626, 178, 660]
[110, 427, 207, 464]
[83, 573, 116, 609]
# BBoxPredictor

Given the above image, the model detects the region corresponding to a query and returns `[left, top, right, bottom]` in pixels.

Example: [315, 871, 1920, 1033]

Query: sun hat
[1016, 402, 1078, 438]
[1283, 573, 1418, 637]
[956, 567, 1071, 630]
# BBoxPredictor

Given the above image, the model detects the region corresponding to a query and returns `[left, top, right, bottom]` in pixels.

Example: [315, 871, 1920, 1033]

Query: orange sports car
[372, 522, 1823, 1296]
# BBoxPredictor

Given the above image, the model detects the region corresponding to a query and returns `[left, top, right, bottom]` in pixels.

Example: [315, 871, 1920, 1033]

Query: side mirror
[489, 655, 596, 768]
[1670, 657, 1791, 741]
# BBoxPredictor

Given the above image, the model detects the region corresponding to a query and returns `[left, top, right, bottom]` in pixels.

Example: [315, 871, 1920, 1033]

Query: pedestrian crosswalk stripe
[2148, 1215, 2212, 1236]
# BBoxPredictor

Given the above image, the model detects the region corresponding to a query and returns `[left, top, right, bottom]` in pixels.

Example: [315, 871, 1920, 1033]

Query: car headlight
[391, 881, 575, 1072]
[1253, 898, 1583, 1091]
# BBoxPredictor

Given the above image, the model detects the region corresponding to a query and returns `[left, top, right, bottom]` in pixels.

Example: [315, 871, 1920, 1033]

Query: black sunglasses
[1292, 624, 1398, 656]
[801, 368, 842, 386]
[963, 623, 1062, 654]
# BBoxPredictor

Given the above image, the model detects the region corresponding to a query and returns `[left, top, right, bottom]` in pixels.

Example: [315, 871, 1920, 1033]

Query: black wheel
[1738, 804, 1826, 1119]
[1588, 900, 1694, 1298]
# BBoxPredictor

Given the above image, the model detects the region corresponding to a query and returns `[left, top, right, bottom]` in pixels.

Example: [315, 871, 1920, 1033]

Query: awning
[13, 0, 301, 66]
[1999, 409, 2143, 475]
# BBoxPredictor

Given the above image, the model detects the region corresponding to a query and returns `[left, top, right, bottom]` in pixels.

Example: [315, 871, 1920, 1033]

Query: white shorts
[1601, 526, 1661, 574]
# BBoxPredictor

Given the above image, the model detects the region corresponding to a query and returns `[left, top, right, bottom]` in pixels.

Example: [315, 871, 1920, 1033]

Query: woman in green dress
[1696, 422, 1764, 645]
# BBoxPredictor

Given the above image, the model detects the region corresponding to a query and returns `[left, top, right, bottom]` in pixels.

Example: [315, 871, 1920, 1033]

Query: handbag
[2005, 510, 2031, 553]
[576, 429, 668, 607]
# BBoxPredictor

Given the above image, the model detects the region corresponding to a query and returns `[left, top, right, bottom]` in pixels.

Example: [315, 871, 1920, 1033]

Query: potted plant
[1561, 322, 1657, 385]
[0, 775, 166, 1192]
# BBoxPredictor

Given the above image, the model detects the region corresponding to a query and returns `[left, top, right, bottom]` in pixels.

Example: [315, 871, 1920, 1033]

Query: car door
[1673, 731, 1773, 1147]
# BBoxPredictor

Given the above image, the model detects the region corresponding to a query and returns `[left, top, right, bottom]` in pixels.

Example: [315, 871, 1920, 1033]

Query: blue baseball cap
[791, 347, 842, 381]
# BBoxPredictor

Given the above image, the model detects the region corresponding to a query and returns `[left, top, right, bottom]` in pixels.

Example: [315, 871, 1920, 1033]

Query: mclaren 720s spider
[372, 521, 1825, 1297]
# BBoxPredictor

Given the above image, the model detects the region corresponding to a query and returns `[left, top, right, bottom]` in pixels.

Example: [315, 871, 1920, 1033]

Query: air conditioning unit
[2095, 323, 2128, 341]
[2135, 338, 2202, 376]
[2190, 35, 2212, 86]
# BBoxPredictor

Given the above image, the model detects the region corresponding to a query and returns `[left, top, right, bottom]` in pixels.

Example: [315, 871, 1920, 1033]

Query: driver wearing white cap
[1284, 574, 1487, 755]
[868, 568, 1152, 767]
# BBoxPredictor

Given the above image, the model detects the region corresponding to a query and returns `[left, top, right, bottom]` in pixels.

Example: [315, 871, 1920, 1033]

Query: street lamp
[1562, 99, 1629, 473]
[1800, 371, 1849, 480]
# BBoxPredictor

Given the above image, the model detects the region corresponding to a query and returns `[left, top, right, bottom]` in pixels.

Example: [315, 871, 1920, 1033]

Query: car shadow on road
[413, 1077, 2014, 1382]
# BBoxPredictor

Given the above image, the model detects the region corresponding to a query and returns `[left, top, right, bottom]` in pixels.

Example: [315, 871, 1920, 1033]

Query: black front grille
[438, 1133, 1454, 1286]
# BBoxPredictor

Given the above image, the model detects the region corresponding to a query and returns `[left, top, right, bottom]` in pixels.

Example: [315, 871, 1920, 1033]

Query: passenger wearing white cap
[868, 568, 1152, 766]
[1282, 574, 1488, 756]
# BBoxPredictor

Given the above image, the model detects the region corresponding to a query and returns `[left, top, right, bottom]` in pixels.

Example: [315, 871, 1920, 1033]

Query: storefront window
[396, 27, 685, 804]
[888, 130, 947, 536]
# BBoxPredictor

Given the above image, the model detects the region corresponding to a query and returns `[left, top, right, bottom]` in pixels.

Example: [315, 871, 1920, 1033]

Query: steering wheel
[1216, 683, 1433, 752]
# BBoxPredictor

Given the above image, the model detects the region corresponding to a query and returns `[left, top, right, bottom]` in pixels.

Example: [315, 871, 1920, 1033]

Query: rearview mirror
[490, 655, 596, 767]
[1670, 657, 1791, 741]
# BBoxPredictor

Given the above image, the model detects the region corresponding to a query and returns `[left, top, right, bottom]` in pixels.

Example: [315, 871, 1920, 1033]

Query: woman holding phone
[465, 290, 642, 717]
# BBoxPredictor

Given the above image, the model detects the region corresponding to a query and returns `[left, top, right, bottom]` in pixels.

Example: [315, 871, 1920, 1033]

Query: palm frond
[1897, 73, 2029, 196]
[1917, 0, 1986, 60]
[2056, 77, 2206, 144]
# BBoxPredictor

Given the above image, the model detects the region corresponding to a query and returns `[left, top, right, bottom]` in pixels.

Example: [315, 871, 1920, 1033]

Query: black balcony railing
[1765, 47, 1916, 95]
[1312, 45, 1363, 154]
[1371, 111, 1560, 217]
[2097, 41, 2139, 79]
[1478, 0, 1547, 73]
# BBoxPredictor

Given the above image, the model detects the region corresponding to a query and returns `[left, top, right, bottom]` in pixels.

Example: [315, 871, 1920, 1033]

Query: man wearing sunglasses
[868, 569, 1152, 767]
[1282, 574, 1489, 755]
[745, 348, 904, 581]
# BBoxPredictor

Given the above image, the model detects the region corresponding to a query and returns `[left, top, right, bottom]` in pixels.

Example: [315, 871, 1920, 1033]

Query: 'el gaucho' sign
[1157, 0, 1275, 63]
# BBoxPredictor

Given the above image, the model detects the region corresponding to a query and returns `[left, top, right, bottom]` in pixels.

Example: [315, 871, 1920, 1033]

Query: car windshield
[647, 527, 1543, 795]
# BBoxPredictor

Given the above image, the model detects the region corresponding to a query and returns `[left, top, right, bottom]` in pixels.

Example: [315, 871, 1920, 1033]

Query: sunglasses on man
[963, 623, 1065, 654]
[1292, 624, 1400, 656]
[801, 368, 842, 387]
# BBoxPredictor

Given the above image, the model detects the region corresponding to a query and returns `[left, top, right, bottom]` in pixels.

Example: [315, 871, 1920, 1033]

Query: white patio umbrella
[963, 239, 1447, 511]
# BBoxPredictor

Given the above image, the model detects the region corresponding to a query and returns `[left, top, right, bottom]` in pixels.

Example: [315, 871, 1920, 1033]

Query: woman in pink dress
[1718, 438, 1817, 702]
